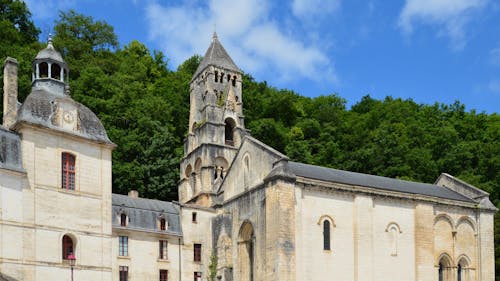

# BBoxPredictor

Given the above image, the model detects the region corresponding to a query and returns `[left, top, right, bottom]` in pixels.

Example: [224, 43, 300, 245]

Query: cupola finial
[47, 33, 54, 49]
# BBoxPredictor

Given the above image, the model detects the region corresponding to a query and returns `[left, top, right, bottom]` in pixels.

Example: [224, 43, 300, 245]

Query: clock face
[63, 111, 74, 123]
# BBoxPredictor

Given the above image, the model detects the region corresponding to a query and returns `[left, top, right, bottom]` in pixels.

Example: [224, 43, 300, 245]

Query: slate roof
[193, 32, 240, 79]
[112, 194, 182, 236]
[0, 127, 23, 172]
[17, 88, 112, 144]
[288, 161, 474, 203]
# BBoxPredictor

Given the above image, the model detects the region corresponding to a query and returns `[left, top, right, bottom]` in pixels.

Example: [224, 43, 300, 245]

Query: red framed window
[159, 269, 168, 281]
[194, 272, 202, 281]
[159, 240, 168, 259]
[160, 218, 166, 230]
[119, 266, 128, 281]
[62, 153, 75, 190]
[193, 243, 201, 262]
[62, 235, 74, 259]
[120, 213, 127, 227]
[119, 236, 128, 256]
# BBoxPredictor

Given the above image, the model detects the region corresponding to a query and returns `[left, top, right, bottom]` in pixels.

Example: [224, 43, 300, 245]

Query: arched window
[51, 63, 61, 80]
[439, 263, 444, 281]
[120, 213, 127, 227]
[438, 254, 452, 281]
[323, 220, 331, 250]
[160, 218, 166, 231]
[386, 223, 401, 256]
[62, 235, 74, 259]
[220, 73, 224, 83]
[232, 76, 237, 87]
[224, 118, 236, 146]
[62, 153, 76, 190]
[214, 71, 219, 82]
[39, 62, 49, 78]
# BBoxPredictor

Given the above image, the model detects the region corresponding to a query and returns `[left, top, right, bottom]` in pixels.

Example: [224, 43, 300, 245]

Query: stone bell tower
[179, 33, 246, 205]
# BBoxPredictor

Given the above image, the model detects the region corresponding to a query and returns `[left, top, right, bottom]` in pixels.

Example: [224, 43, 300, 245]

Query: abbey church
[0, 34, 496, 281]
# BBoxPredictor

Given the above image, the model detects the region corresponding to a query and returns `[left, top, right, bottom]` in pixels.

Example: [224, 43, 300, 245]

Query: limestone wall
[111, 230, 181, 281]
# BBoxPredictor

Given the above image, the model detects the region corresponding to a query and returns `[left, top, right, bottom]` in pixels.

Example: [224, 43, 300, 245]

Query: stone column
[353, 195, 373, 281]
[414, 203, 435, 281]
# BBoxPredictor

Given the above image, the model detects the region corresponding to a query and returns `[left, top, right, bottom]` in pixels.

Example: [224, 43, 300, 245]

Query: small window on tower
[192, 212, 197, 223]
[61, 152, 76, 190]
[214, 71, 219, 82]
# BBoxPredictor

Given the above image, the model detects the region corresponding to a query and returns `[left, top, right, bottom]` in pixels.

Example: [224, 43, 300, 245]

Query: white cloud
[291, 0, 341, 19]
[23, 0, 76, 20]
[488, 79, 500, 93]
[490, 47, 500, 66]
[398, 0, 488, 50]
[145, 0, 336, 84]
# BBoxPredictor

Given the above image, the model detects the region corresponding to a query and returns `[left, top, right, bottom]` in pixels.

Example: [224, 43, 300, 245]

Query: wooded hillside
[1, 2, 499, 277]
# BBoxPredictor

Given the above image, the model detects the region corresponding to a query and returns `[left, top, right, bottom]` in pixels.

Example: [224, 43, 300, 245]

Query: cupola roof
[192, 32, 240, 79]
[34, 37, 66, 65]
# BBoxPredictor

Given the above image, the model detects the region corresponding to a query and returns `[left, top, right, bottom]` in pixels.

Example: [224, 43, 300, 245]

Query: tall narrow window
[194, 243, 201, 262]
[457, 264, 462, 281]
[160, 270, 168, 281]
[159, 240, 168, 259]
[438, 263, 443, 281]
[160, 218, 166, 231]
[194, 272, 202, 281]
[119, 266, 128, 281]
[39, 62, 48, 78]
[323, 220, 331, 250]
[120, 213, 127, 227]
[119, 236, 128, 256]
[62, 235, 74, 259]
[62, 153, 75, 190]
[192, 212, 197, 223]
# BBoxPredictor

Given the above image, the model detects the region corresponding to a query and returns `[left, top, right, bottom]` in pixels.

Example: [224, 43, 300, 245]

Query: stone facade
[0, 35, 496, 281]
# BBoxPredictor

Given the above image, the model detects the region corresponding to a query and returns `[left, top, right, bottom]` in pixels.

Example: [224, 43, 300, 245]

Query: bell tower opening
[225, 118, 236, 146]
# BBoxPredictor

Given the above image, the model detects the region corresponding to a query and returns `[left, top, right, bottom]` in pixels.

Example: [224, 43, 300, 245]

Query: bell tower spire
[179, 34, 246, 205]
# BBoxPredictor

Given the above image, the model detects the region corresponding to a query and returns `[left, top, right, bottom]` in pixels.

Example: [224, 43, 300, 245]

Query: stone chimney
[128, 190, 139, 198]
[3, 57, 19, 129]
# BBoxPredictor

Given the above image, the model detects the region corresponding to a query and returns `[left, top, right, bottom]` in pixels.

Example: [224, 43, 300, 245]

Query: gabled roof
[112, 194, 182, 235]
[192, 32, 240, 79]
[288, 162, 474, 203]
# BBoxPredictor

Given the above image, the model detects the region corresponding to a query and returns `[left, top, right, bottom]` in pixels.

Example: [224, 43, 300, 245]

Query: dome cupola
[31, 36, 69, 96]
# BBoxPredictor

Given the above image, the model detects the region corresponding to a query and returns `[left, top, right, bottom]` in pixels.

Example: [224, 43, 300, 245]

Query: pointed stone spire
[192, 33, 240, 79]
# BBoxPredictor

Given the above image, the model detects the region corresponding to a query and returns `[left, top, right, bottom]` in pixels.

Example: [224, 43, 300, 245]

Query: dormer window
[120, 213, 127, 227]
[160, 218, 166, 231]
[62, 152, 75, 190]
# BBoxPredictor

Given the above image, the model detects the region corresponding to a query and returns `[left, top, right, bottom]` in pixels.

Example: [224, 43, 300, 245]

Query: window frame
[119, 266, 128, 281]
[323, 220, 331, 251]
[194, 272, 202, 281]
[61, 152, 76, 190]
[159, 240, 168, 260]
[62, 235, 74, 260]
[119, 236, 129, 256]
[160, 269, 168, 281]
[193, 243, 202, 262]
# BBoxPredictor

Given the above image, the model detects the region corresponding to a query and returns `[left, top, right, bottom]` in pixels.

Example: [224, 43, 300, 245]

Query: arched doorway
[238, 221, 255, 281]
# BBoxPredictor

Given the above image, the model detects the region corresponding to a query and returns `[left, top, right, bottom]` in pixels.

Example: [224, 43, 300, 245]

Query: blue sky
[24, 0, 500, 113]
